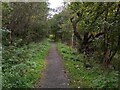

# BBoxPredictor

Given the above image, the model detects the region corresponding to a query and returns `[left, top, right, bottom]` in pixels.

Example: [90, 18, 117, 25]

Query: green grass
[57, 42, 119, 88]
[2, 40, 51, 88]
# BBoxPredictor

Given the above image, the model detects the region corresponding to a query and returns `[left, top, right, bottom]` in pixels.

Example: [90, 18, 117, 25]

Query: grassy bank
[2, 40, 51, 88]
[57, 43, 118, 88]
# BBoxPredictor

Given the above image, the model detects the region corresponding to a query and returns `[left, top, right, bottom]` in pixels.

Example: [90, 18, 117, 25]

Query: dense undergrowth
[57, 43, 119, 88]
[2, 40, 51, 88]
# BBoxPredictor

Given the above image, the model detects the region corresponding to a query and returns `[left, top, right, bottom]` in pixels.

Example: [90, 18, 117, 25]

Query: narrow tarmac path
[38, 43, 68, 88]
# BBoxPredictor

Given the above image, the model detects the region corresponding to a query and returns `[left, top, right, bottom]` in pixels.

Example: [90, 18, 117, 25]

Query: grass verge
[57, 42, 118, 88]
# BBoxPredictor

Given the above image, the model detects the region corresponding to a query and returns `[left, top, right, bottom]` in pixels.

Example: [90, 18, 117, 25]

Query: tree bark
[103, 2, 110, 66]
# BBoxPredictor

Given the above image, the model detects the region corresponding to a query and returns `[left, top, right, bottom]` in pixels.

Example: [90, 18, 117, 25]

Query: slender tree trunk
[71, 30, 74, 47]
[103, 2, 110, 66]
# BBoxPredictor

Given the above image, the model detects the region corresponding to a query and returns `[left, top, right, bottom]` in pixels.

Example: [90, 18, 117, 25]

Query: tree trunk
[71, 30, 74, 47]
[103, 2, 110, 66]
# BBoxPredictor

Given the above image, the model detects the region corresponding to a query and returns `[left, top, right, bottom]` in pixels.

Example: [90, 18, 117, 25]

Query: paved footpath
[37, 43, 68, 88]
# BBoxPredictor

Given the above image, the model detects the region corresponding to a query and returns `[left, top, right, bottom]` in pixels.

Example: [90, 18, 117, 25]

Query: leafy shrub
[57, 43, 119, 88]
[2, 40, 50, 88]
